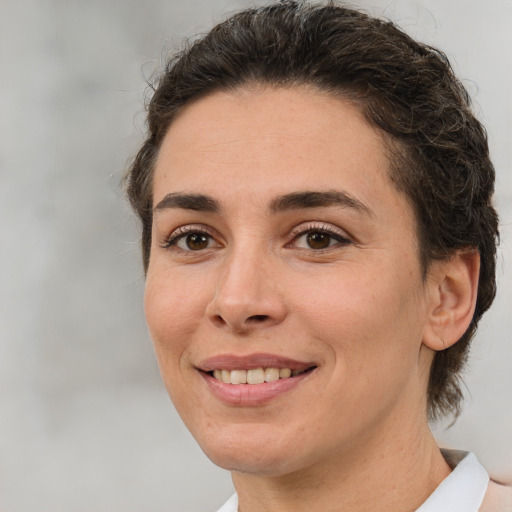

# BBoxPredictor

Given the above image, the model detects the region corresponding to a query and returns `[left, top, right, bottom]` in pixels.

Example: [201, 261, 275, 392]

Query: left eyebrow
[269, 190, 373, 217]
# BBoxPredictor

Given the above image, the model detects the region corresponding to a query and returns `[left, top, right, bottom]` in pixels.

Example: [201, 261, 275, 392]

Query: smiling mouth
[209, 366, 316, 385]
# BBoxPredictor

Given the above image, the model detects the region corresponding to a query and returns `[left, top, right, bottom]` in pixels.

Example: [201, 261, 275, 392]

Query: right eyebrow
[153, 193, 220, 213]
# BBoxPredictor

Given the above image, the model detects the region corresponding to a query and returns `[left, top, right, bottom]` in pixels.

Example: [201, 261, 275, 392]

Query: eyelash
[161, 222, 352, 253]
[161, 224, 219, 251]
[288, 222, 352, 251]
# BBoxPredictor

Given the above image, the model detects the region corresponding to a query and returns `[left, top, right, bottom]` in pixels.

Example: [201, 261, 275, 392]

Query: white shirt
[215, 451, 490, 512]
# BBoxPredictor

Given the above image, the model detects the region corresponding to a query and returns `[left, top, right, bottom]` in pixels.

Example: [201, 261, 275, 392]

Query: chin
[194, 424, 305, 476]
[206, 449, 299, 477]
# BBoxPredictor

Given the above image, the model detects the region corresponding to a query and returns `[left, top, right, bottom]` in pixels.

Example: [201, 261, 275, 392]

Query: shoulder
[480, 479, 512, 512]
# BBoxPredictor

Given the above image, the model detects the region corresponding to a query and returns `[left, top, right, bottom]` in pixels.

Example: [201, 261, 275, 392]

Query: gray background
[1, 0, 511, 511]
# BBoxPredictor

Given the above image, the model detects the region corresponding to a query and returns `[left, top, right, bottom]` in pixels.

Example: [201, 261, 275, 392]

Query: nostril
[211, 314, 226, 328]
[247, 314, 269, 323]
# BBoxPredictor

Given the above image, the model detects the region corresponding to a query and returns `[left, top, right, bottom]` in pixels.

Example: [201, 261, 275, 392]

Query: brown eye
[306, 232, 332, 249]
[165, 226, 221, 252]
[291, 226, 351, 251]
[185, 233, 210, 250]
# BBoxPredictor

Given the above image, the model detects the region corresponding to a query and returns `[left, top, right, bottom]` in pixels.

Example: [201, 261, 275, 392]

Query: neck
[232, 413, 450, 512]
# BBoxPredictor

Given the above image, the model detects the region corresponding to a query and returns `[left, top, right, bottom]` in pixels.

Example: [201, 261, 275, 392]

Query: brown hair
[126, 1, 499, 420]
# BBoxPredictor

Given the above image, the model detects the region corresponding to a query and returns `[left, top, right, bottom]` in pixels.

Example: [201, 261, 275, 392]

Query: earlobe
[422, 250, 480, 351]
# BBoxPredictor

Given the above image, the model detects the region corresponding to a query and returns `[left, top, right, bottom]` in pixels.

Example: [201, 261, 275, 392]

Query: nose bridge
[207, 235, 285, 331]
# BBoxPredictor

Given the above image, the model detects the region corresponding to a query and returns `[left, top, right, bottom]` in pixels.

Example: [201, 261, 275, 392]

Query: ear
[422, 250, 480, 351]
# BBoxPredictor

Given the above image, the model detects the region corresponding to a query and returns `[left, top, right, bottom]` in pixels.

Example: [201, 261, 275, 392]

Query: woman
[126, 2, 510, 510]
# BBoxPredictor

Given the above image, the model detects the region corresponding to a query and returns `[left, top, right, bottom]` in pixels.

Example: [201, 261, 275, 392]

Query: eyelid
[288, 221, 352, 247]
[159, 221, 351, 251]
[160, 223, 220, 249]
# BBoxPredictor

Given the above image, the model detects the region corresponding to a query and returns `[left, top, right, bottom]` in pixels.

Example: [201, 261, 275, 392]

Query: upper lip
[197, 353, 317, 372]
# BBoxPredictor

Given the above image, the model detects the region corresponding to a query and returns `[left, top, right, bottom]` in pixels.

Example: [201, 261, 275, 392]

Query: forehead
[152, 86, 407, 220]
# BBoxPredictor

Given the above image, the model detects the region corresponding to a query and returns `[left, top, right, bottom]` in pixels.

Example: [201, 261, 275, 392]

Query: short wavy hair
[126, 1, 499, 420]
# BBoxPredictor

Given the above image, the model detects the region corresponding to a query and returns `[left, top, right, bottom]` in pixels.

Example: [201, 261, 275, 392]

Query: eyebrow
[269, 190, 373, 216]
[153, 189, 372, 216]
[153, 193, 220, 213]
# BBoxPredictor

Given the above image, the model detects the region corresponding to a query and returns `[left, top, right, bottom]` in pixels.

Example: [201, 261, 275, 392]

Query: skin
[144, 86, 479, 511]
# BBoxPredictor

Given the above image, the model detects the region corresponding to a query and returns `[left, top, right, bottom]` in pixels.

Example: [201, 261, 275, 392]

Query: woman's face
[145, 86, 436, 476]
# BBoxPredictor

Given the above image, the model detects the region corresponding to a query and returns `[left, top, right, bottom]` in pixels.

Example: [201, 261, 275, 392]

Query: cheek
[298, 270, 427, 429]
[293, 261, 426, 364]
[144, 271, 203, 362]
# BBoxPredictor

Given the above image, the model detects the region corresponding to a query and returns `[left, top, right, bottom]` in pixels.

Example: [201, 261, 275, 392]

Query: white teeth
[211, 367, 309, 384]
[247, 368, 265, 384]
[264, 367, 280, 382]
[279, 368, 292, 378]
[230, 370, 247, 385]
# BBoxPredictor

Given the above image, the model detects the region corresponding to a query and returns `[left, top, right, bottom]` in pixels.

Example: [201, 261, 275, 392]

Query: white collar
[216, 451, 489, 512]
[416, 450, 489, 512]
[216, 493, 238, 512]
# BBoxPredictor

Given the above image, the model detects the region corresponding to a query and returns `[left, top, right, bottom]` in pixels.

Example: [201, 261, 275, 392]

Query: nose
[206, 247, 287, 334]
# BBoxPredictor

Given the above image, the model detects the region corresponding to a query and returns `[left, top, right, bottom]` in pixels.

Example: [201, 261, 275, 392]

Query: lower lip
[200, 370, 314, 406]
